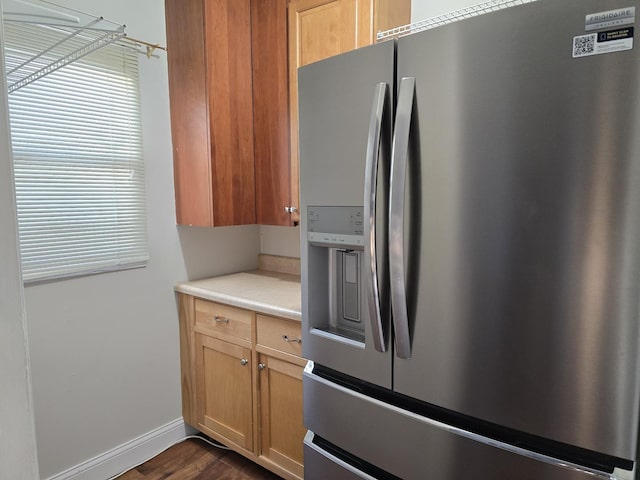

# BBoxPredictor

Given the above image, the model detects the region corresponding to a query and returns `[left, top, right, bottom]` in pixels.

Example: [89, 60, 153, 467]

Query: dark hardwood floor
[116, 437, 282, 480]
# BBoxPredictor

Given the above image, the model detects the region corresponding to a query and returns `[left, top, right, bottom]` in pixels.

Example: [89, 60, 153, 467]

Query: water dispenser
[306, 206, 366, 343]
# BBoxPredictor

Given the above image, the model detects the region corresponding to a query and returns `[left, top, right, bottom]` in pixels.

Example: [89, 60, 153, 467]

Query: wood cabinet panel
[258, 354, 305, 478]
[252, 0, 292, 226]
[178, 294, 197, 426]
[165, 0, 212, 226]
[374, 0, 411, 34]
[196, 334, 253, 450]
[295, 0, 371, 66]
[205, 0, 256, 225]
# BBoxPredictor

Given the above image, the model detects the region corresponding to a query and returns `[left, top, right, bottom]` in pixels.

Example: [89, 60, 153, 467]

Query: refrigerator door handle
[389, 77, 415, 360]
[364, 82, 389, 353]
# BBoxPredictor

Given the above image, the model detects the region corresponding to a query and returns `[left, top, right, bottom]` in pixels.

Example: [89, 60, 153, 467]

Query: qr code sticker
[573, 34, 596, 57]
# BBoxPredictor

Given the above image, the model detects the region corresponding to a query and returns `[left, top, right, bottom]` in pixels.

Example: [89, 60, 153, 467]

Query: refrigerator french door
[299, 0, 640, 479]
[300, 39, 395, 389]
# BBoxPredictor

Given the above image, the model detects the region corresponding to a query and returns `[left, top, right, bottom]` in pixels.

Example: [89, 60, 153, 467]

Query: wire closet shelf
[3, 0, 126, 93]
[376, 0, 539, 41]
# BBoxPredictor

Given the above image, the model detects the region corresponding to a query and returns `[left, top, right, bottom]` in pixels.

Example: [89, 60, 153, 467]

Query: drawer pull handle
[282, 334, 302, 344]
[258, 363, 266, 371]
[214, 316, 229, 324]
[240, 358, 249, 366]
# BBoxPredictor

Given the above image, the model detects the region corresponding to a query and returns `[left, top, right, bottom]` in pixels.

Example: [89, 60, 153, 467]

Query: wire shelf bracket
[3, 0, 126, 94]
[7, 29, 124, 93]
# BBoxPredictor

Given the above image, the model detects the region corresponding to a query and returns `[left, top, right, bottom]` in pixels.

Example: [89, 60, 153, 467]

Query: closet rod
[122, 35, 167, 57]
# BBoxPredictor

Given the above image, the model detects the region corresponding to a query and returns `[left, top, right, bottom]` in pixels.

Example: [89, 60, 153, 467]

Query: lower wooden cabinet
[179, 293, 305, 480]
[258, 354, 305, 477]
[195, 333, 253, 450]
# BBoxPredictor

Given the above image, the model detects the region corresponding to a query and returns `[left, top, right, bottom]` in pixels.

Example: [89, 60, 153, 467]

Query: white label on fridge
[573, 28, 634, 58]
[585, 6, 635, 31]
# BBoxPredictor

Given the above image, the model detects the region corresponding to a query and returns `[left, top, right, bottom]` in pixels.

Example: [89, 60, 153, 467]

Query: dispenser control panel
[307, 206, 364, 248]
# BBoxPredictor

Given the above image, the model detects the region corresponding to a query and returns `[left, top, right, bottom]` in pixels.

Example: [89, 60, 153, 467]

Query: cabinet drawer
[195, 299, 252, 341]
[257, 314, 302, 357]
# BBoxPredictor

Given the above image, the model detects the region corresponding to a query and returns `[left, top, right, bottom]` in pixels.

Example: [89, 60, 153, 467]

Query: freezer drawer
[304, 432, 378, 480]
[304, 363, 629, 480]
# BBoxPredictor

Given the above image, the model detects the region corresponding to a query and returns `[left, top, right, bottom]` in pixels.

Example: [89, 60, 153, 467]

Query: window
[4, 23, 148, 283]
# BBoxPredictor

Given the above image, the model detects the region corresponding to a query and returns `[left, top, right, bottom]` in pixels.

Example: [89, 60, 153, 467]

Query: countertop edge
[174, 283, 302, 322]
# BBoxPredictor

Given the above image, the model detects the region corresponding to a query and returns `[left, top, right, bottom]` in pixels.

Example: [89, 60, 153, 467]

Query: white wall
[19, 1, 260, 477]
[0, 6, 40, 479]
[412, 0, 485, 22]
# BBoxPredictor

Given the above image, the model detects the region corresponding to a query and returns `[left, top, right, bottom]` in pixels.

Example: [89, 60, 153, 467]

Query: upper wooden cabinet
[166, 0, 410, 227]
[166, 0, 256, 227]
[287, 0, 411, 224]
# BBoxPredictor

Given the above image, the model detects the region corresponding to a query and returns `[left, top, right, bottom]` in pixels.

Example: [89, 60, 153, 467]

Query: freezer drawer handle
[304, 431, 379, 480]
[364, 82, 389, 353]
[389, 77, 415, 359]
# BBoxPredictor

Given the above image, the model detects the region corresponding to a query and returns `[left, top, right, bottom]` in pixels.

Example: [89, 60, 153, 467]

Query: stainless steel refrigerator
[298, 0, 640, 479]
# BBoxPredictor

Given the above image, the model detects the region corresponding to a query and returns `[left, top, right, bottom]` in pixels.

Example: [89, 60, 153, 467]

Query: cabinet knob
[284, 206, 298, 214]
[282, 334, 302, 344]
[214, 316, 229, 324]
[240, 358, 249, 366]
[258, 363, 266, 371]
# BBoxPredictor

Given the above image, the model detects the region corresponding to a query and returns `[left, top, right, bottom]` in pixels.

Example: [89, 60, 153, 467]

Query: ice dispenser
[306, 206, 366, 343]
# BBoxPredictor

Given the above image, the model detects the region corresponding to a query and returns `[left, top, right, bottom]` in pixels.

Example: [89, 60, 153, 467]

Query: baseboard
[46, 418, 197, 480]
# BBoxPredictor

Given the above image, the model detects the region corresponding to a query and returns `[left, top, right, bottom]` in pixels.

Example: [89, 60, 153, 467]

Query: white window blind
[4, 23, 148, 283]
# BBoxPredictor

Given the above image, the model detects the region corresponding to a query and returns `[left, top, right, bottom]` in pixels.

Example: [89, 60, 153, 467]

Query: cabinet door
[288, 0, 374, 225]
[165, 0, 256, 226]
[258, 354, 306, 478]
[374, 0, 411, 35]
[195, 334, 253, 450]
[252, 0, 292, 226]
[165, 0, 212, 226]
[204, 0, 256, 226]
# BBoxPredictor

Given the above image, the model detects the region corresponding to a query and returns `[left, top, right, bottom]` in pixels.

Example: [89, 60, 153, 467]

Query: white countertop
[175, 270, 301, 321]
